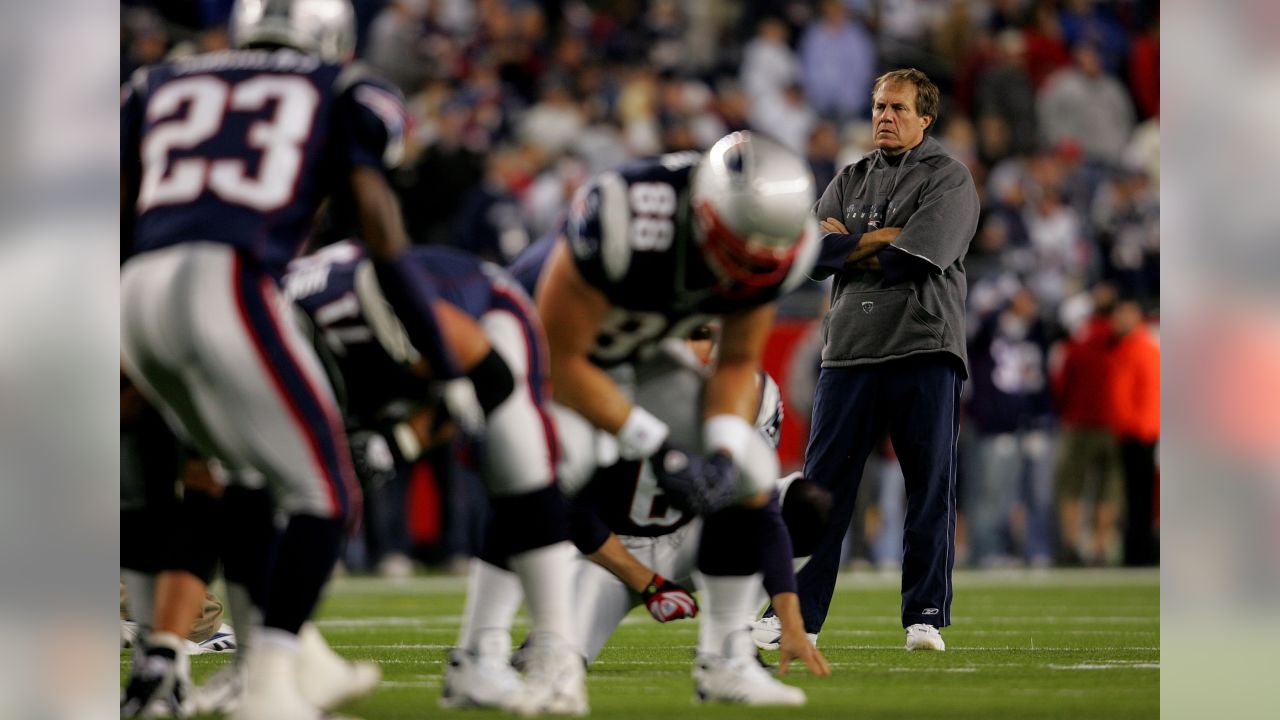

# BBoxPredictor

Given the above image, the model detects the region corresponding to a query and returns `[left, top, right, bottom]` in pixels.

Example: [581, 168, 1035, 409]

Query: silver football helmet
[691, 131, 817, 291]
[230, 0, 356, 63]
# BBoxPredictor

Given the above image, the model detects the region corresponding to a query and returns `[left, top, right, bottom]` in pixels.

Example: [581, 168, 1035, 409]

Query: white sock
[508, 541, 577, 647]
[122, 570, 156, 628]
[457, 559, 523, 651]
[225, 582, 260, 661]
[122, 570, 156, 668]
[697, 573, 762, 657]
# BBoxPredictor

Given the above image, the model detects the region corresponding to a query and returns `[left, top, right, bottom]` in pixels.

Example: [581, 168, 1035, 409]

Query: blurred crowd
[122, 0, 1159, 571]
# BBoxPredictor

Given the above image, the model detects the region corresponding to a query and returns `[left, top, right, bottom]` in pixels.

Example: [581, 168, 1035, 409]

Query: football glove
[649, 442, 739, 515]
[641, 574, 699, 623]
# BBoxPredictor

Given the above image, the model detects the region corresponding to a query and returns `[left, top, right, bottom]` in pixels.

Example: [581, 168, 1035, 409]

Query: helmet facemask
[690, 132, 815, 297]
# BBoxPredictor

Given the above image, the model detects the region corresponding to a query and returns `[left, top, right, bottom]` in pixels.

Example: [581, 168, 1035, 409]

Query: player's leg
[693, 502, 805, 706]
[475, 301, 585, 715]
[787, 365, 885, 635]
[885, 357, 961, 651]
[121, 258, 236, 718]
[573, 549, 639, 664]
[441, 556, 525, 709]
[169, 245, 361, 718]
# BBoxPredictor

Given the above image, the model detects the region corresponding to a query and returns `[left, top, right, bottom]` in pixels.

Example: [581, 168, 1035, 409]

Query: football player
[282, 240, 588, 715]
[119, 2, 482, 718]
[447, 343, 834, 700]
[510, 131, 827, 704]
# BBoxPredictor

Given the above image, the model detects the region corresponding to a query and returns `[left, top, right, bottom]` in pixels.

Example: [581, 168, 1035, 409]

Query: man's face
[872, 81, 931, 155]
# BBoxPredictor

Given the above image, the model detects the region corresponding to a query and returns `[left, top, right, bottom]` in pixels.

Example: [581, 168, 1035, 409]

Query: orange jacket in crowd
[1108, 323, 1160, 442]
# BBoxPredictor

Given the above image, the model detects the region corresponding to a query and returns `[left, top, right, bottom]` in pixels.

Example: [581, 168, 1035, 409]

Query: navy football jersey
[512, 152, 819, 367]
[284, 240, 531, 425]
[121, 48, 405, 276]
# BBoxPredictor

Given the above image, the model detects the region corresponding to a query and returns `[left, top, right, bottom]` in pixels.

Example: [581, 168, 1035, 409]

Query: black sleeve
[759, 493, 798, 597]
[568, 494, 612, 556]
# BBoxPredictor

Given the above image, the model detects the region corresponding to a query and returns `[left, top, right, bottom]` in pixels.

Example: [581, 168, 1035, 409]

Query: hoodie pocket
[821, 287, 946, 363]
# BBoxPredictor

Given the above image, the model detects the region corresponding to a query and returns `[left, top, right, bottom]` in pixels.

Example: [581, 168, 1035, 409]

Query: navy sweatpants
[794, 356, 961, 632]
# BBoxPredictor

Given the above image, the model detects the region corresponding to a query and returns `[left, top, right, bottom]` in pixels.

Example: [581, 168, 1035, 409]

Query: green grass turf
[134, 568, 1158, 719]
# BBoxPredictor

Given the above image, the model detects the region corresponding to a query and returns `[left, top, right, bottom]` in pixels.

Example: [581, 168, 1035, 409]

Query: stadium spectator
[1128, 17, 1160, 120]
[364, 0, 433, 95]
[1058, 0, 1130, 75]
[752, 83, 817, 155]
[798, 0, 876, 122]
[973, 30, 1038, 159]
[1023, 1, 1072, 89]
[965, 288, 1055, 567]
[1091, 166, 1160, 303]
[1051, 283, 1124, 566]
[1108, 299, 1161, 566]
[1037, 42, 1136, 166]
[740, 16, 800, 107]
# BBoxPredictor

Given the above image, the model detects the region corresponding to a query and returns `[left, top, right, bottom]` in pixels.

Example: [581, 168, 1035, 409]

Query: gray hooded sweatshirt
[810, 135, 979, 377]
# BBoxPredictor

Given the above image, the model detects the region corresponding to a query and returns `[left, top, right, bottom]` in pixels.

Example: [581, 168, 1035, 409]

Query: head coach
[760, 68, 979, 652]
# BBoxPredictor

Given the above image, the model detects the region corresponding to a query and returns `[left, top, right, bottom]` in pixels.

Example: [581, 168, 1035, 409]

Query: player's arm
[538, 239, 668, 455]
[350, 166, 475, 379]
[701, 303, 780, 507]
[589, 534, 699, 623]
[772, 592, 831, 676]
[586, 532, 652, 592]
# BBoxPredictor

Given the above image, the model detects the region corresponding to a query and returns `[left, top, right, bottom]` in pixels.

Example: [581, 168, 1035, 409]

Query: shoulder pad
[567, 171, 633, 285]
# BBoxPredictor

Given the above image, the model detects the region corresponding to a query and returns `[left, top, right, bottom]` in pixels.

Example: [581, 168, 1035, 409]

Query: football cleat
[694, 630, 805, 706]
[120, 635, 192, 718]
[502, 632, 588, 717]
[440, 630, 524, 709]
[297, 623, 381, 710]
[905, 623, 946, 651]
[230, 645, 323, 720]
[749, 614, 818, 651]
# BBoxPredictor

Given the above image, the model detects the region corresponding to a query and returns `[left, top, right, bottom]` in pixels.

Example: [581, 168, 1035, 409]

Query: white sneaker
[749, 615, 818, 651]
[905, 623, 946, 651]
[188, 623, 237, 655]
[503, 632, 588, 717]
[297, 623, 381, 710]
[694, 630, 805, 706]
[190, 661, 246, 715]
[231, 646, 323, 720]
[440, 630, 524, 709]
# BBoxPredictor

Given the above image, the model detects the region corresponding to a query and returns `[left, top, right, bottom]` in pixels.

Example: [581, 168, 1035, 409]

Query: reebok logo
[922, 608, 940, 615]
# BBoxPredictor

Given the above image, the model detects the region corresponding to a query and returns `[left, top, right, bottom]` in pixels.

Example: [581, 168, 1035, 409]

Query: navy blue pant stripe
[234, 257, 353, 518]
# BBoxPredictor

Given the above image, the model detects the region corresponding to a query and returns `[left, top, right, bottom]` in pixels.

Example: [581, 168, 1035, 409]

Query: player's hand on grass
[778, 628, 831, 677]
[641, 574, 699, 623]
[649, 442, 738, 515]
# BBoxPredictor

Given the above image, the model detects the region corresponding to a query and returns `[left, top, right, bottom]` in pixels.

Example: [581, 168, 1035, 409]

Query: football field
[158, 568, 1158, 719]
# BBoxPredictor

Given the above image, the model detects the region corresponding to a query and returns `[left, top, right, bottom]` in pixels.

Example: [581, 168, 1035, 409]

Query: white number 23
[138, 75, 320, 213]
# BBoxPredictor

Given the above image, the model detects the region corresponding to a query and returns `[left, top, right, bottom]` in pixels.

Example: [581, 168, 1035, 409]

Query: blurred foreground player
[120, 2, 470, 718]
[511, 131, 824, 704]
[447, 349, 833, 701]
[282, 240, 587, 715]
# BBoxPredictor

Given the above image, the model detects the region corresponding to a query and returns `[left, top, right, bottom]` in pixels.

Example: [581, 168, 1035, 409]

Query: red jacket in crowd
[1108, 323, 1161, 442]
[1052, 315, 1117, 428]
